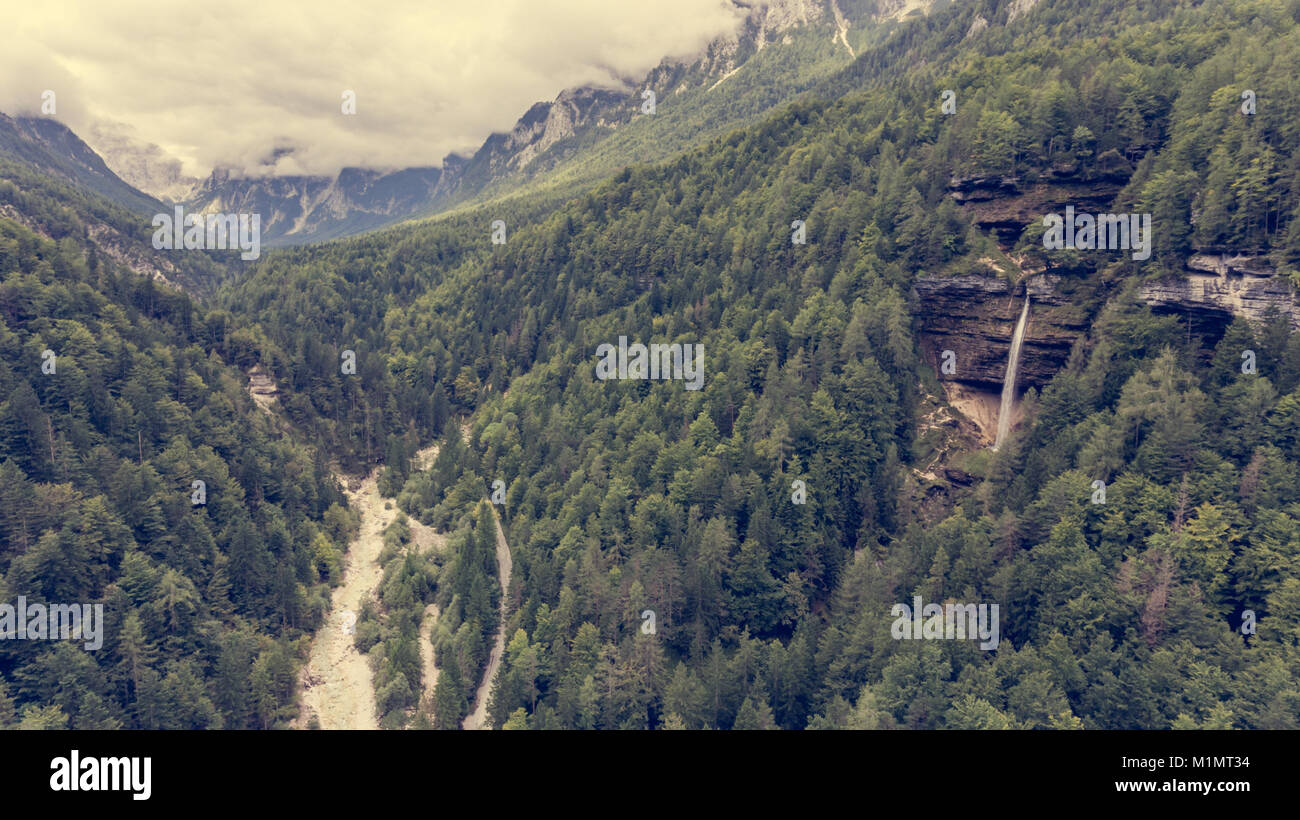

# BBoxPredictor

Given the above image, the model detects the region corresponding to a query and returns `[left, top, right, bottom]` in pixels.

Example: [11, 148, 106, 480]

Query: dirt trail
[462, 507, 513, 730]
[418, 603, 442, 719]
[298, 444, 442, 730]
[410, 446, 447, 723]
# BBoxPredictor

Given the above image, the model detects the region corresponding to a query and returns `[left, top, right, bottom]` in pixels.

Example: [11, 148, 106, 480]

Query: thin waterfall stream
[993, 294, 1030, 451]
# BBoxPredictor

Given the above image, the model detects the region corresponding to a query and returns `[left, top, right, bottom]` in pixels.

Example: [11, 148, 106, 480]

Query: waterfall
[993, 295, 1030, 451]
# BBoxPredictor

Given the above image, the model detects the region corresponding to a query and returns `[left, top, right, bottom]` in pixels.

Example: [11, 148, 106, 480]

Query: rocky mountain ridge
[181, 0, 887, 244]
[0, 113, 163, 214]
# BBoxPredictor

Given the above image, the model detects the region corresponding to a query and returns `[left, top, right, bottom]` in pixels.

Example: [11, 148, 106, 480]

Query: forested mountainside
[0, 217, 352, 728]
[3, 0, 1299, 731]
[0, 156, 234, 297]
[0, 114, 162, 216]
[213, 0, 1300, 729]
[426, 0, 876, 215]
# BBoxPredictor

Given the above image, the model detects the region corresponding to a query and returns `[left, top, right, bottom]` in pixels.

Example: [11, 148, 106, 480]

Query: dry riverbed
[298, 446, 442, 729]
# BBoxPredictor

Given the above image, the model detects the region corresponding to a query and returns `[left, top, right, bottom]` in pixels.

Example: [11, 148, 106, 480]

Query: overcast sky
[1, 0, 750, 178]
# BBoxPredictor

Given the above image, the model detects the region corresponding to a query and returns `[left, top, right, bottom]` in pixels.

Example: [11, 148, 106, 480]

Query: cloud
[2, 0, 749, 178]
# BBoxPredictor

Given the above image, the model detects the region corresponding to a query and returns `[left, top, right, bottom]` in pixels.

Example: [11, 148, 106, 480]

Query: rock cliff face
[947, 172, 1127, 247]
[912, 272, 1089, 390]
[85, 122, 201, 203]
[499, 88, 628, 174]
[939, 170, 1300, 397]
[434, 85, 629, 200]
[187, 166, 442, 247]
[921, 171, 1104, 393]
[1140, 254, 1300, 330]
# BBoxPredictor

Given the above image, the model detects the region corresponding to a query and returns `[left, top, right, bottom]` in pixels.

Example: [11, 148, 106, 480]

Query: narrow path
[410, 444, 446, 724]
[417, 603, 441, 721]
[462, 507, 513, 730]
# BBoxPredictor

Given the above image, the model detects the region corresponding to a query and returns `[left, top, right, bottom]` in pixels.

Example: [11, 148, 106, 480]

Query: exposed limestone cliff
[947, 172, 1127, 247]
[1140, 254, 1300, 329]
[912, 272, 1088, 390]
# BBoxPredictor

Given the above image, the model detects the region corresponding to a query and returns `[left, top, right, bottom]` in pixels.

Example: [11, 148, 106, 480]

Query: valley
[299, 445, 444, 730]
[1, 0, 1299, 735]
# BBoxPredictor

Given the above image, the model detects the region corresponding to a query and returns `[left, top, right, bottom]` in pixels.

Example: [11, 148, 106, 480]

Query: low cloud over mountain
[1, 0, 750, 179]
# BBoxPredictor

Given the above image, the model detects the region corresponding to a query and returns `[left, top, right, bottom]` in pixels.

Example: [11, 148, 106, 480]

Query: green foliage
[217, 0, 1300, 730]
[11, 0, 1300, 731]
[352, 514, 438, 727]
[0, 218, 344, 728]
